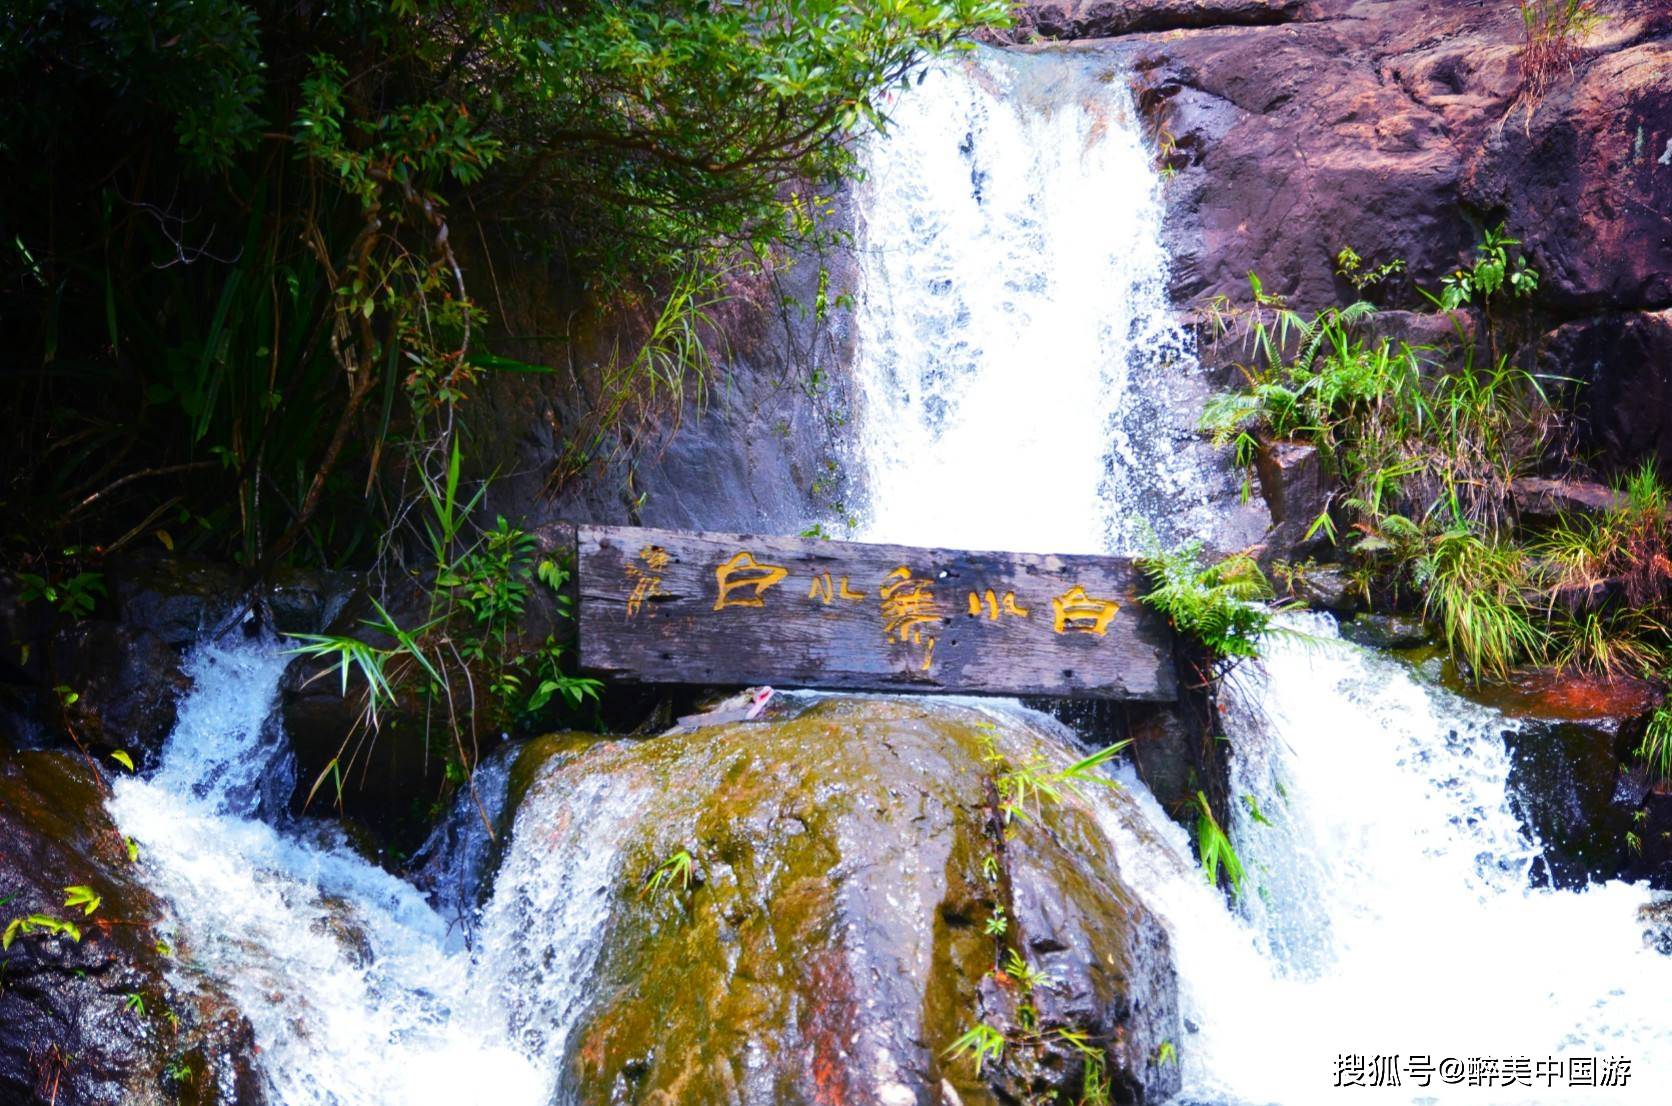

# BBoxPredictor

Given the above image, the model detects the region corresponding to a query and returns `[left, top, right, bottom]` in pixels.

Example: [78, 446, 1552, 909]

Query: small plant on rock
[1518, 0, 1602, 105]
[944, 1021, 1006, 1075]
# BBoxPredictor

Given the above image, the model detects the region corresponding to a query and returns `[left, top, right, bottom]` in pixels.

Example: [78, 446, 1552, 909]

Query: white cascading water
[105, 634, 552, 1106]
[853, 49, 1223, 554]
[851, 48, 1671, 1106]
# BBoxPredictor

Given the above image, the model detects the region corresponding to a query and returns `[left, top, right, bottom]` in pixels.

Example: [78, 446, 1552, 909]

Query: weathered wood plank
[577, 525, 1177, 701]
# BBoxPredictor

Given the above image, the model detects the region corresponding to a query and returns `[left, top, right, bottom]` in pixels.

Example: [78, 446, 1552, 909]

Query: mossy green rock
[499, 697, 1179, 1105]
[0, 748, 263, 1106]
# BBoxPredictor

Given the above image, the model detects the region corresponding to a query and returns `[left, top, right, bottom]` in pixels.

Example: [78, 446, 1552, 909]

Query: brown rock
[1003, 0, 1306, 41]
[1255, 439, 1331, 561]
[1510, 476, 1624, 523]
[1544, 310, 1672, 472]
[505, 698, 1180, 1106]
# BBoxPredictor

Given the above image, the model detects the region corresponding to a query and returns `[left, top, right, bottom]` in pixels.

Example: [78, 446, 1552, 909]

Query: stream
[98, 46, 1667, 1106]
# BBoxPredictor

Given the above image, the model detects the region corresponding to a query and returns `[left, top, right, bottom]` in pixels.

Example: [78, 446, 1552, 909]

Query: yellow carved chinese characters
[624, 545, 671, 618]
[1051, 585, 1120, 637]
[881, 566, 942, 671]
[808, 572, 867, 605]
[713, 551, 789, 611]
[966, 588, 1030, 621]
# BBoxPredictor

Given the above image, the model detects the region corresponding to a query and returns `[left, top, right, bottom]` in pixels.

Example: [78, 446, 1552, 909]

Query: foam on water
[106, 634, 550, 1106]
[1093, 618, 1672, 1105]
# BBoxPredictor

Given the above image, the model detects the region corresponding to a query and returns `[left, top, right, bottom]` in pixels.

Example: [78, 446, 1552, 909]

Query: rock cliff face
[1035, 0, 1671, 471]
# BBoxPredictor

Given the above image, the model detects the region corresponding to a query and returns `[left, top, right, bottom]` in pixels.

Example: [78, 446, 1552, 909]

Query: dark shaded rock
[1284, 562, 1361, 615]
[1622, 792, 1672, 888]
[464, 208, 856, 539]
[1462, 36, 1672, 314]
[1510, 475, 1624, 523]
[1254, 439, 1330, 562]
[104, 553, 238, 649]
[1638, 895, 1672, 955]
[1125, 701, 1198, 818]
[507, 698, 1180, 1106]
[107, 551, 348, 643]
[43, 623, 188, 767]
[0, 748, 263, 1106]
[1466, 669, 1660, 887]
[1340, 612, 1430, 650]
[1544, 310, 1672, 472]
[1004, 0, 1306, 41]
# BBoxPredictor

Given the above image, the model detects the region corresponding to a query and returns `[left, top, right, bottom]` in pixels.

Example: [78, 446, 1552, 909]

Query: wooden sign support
[576, 525, 1177, 701]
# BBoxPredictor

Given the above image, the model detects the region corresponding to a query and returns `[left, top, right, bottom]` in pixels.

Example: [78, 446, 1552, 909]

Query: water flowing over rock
[0, 748, 263, 1106]
[480, 698, 1181, 1105]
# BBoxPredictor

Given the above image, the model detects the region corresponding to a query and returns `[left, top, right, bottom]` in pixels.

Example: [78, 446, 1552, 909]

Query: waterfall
[105, 634, 551, 1106]
[852, 49, 1222, 555]
[850, 47, 1670, 1106]
[81, 41, 1670, 1106]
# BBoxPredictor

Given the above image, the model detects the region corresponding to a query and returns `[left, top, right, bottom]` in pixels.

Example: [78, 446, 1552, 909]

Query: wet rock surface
[1254, 439, 1331, 563]
[503, 698, 1180, 1106]
[1471, 669, 1662, 888]
[0, 748, 263, 1106]
[1, 553, 344, 771]
[1340, 613, 1431, 651]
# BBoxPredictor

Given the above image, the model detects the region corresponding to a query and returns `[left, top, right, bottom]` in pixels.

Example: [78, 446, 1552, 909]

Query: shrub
[1140, 542, 1273, 662]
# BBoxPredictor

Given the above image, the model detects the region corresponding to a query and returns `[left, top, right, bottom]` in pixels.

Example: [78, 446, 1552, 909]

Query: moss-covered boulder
[492, 697, 1179, 1105]
[0, 748, 263, 1106]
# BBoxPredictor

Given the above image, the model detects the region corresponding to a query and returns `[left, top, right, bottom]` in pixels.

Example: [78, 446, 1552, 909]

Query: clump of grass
[1193, 791, 1246, 898]
[944, 1022, 1006, 1075]
[1416, 526, 1544, 680]
[1639, 701, 1672, 782]
[1519, 1, 1602, 104]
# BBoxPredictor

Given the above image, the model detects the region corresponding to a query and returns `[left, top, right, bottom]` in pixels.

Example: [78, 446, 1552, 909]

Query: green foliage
[643, 849, 696, 898]
[0, 0, 1009, 574]
[1638, 700, 1672, 782]
[1203, 273, 1552, 535]
[2, 912, 82, 950]
[990, 741, 1129, 826]
[983, 904, 1008, 937]
[1139, 543, 1272, 661]
[944, 1022, 1006, 1075]
[163, 1055, 193, 1084]
[17, 570, 105, 619]
[1194, 229, 1672, 683]
[1430, 225, 1540, 312]
[1002, 948, 1055, 994]
[62, 885, 101, 916]
[1335, 246, 1405, 293]
[1156, 1040, 1179, 1066]
[1415, 527, 1544, 680]
[1054, 1028, 1112, 1106]
[1193, 792, 1246, 898]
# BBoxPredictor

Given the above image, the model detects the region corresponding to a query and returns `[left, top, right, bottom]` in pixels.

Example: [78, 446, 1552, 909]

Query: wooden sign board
[577, 525, 1177, 701]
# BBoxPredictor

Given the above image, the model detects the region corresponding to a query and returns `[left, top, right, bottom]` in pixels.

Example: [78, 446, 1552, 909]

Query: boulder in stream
[486, 697, 1181, 1105]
